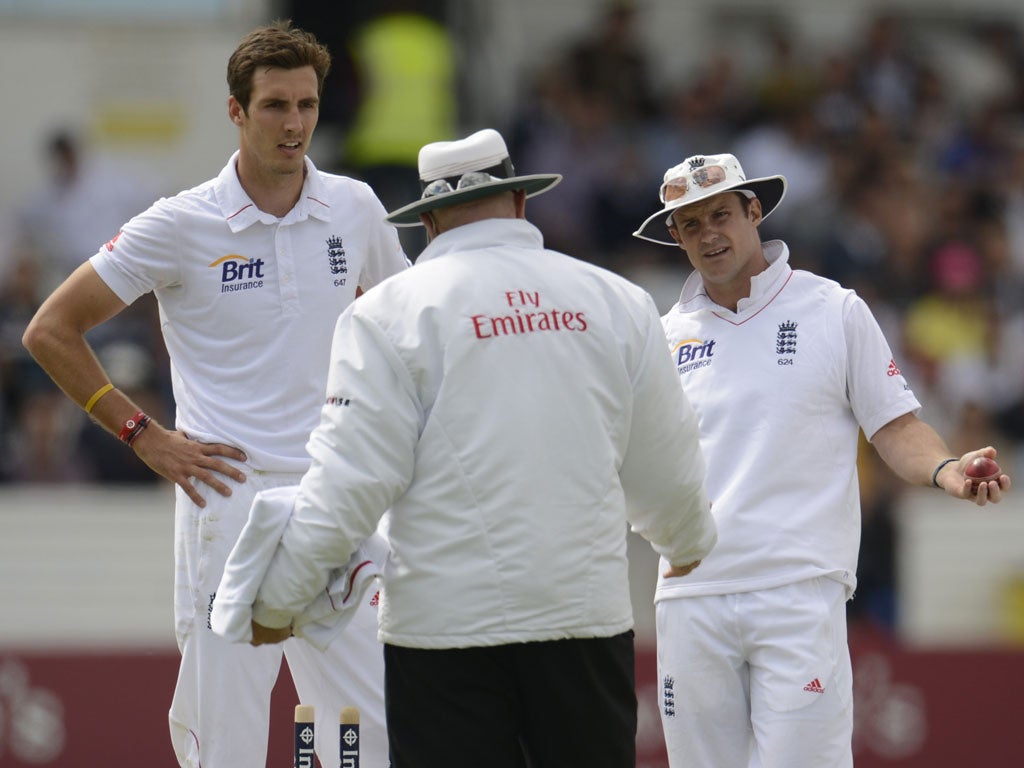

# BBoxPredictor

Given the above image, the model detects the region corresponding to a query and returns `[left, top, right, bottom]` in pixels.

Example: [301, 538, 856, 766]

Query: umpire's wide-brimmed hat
[385, 128, 562, 227]
[632, 153, 786, 245]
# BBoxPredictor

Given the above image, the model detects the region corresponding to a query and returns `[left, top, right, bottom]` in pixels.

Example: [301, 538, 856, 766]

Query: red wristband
[117, 411, 151, 446]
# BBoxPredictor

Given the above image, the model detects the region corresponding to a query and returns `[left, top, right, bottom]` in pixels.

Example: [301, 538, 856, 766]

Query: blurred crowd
[503, 6, 1024, 629]
[2, 4, 1023, 631]
[0, 129, 173, 486]
[510, 8, 1024, 463]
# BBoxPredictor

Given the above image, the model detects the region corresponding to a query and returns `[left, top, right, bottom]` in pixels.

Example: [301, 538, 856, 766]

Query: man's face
[668, 191, 765, 296]
[229, 65, 319, 181]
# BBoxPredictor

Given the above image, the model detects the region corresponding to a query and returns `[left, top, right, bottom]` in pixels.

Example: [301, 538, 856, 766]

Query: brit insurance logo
[672, 337, 716, 374]
[327, 235, 348, 286]
[209, 254, 266, 294]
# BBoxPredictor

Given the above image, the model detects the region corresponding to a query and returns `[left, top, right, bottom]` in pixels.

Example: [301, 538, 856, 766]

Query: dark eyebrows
[671, 201, 733, 229]
[255, 95, 319, 108]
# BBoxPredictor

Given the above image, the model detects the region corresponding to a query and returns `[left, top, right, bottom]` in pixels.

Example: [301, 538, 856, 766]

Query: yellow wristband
[84, 383, 115, 414]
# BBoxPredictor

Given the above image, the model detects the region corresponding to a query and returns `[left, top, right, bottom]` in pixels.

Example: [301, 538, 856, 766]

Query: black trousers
[384, 631, 637, 768]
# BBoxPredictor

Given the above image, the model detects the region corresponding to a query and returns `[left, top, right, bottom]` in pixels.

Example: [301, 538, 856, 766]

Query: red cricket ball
[965, 456, 1001, 484]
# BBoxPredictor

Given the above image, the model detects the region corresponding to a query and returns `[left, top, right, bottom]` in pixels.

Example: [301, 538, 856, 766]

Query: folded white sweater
[211, 484, 388, 651]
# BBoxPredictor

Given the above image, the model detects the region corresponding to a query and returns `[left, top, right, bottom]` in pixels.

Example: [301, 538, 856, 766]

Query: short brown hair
[227, 20, 331, 113]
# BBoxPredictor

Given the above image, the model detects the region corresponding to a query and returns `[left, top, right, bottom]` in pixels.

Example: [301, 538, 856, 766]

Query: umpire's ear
[513, 189, 527, 219]
[421, 211, 441, 241]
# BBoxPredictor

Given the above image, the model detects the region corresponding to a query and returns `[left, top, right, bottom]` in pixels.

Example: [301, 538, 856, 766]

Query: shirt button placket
[277, 224, 299, 314]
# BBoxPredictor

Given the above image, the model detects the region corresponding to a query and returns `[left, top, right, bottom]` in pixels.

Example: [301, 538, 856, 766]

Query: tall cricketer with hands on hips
[22, 21, 408, 768]
[632, 153, 1012, 768]
[216, 127, 718, 767]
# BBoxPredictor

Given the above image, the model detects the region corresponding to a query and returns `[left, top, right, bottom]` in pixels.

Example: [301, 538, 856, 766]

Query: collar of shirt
[415, 218, 545, 265]
[214, 150, 333, 233]
[676, 239, 791, 315]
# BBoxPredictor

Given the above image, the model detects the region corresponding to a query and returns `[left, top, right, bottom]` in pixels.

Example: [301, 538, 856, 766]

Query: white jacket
[253, 218, 715, 648]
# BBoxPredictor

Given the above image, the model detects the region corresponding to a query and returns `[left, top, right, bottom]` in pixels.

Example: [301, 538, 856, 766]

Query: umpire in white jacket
[243, 128, 717, 766]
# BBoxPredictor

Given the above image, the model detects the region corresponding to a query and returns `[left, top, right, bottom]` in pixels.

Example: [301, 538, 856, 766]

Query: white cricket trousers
[167, 467, 388, 768]
[656, 577, 853, 768]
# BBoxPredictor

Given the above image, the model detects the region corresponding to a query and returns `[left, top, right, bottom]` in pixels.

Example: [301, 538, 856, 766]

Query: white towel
[211, 485, 388, 651]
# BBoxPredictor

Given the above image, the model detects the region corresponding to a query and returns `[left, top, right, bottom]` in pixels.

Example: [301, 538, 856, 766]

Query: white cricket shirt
[655, 241, 920, 601]
[90, 152, 408, 471]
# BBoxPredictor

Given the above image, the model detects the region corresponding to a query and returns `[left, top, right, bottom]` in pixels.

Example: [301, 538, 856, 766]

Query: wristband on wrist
[117, 411, 151, 447]
[931, 457, 959, 488]
[84, 383, 115, 414]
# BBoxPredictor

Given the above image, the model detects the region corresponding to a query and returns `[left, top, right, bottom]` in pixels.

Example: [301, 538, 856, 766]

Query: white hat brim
[632, 176, 787, 245]
[386, 174, 562, 227]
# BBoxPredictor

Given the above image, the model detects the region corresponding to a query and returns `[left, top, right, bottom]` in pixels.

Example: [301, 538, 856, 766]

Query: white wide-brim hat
[632, 153, 787, 245]
[385, 128, 562, 226]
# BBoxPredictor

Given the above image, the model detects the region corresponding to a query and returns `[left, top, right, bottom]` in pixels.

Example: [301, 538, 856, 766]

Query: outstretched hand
[937, 447, 1012, 506]
[131, 423, 248, 506]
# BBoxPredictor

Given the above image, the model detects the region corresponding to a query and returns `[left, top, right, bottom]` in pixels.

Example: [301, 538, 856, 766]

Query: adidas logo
[803, 678, 825, 694]
[886, 358, 902, 377]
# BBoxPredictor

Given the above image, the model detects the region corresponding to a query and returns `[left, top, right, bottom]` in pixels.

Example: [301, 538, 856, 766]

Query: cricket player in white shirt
[23, 21, 408, 768]
[633, 153, 1011, 768]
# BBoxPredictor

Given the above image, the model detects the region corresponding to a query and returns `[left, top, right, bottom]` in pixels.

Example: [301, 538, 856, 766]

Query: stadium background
[2, 0, 1024, 765]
